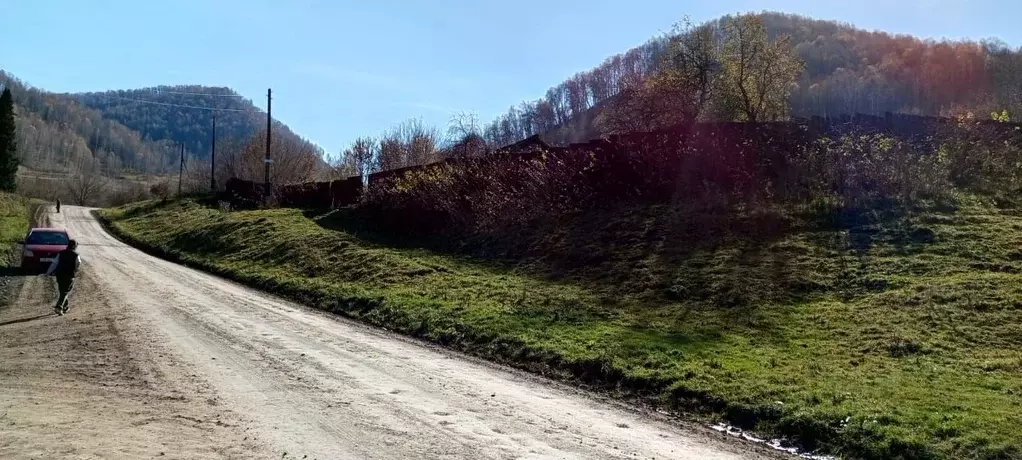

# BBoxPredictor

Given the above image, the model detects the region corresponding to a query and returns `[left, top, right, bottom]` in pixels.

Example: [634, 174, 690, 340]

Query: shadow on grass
[309, 203, 804, 335]
[307, 207, 444, 251]
[117, 199, 178, 220]
[801, 197, 953, 255]
[163, 220, 254, 256]
[306, 197, 955, 329]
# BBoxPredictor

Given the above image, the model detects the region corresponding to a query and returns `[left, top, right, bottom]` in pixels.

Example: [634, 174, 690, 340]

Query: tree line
[476, 12, 1022, 147]
[74, 86, 321, 164]
[328, 116, 487, 180]
[0, 71, 176, 175]
[330, 13, 805, 175]
[0, 72, 323, 181]
[329, 11, 1022, 178]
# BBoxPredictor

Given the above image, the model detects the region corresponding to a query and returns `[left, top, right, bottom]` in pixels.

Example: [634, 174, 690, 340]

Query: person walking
[55, 198, 61, 214]
[44, 239, 82, 316]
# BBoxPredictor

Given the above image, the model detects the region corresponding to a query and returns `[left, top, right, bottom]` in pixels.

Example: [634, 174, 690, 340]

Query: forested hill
[0, 71, 320, 175]
[483, 11, 1022, 146]
[0, 71, 173, 174]
[762, 13, 1020, 118]
[73, 86, 320, 162]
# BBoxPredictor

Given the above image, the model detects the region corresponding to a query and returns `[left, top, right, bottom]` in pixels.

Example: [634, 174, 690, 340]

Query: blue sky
[2, 0, 1020, 153]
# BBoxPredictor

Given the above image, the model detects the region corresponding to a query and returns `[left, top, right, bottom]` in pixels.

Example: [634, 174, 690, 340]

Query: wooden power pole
[211, 113, 217, 192]
[264, 88, 272, 198]
[178, 143, 185, 195]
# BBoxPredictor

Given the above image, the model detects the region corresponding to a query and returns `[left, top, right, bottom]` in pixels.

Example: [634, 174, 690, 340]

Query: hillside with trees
[0, 71, 320, 176]
[472, 12, 1022, 147]
[74, 86, 320, 163]
[0, 71, 175, 174]
[0, 71, 326, 206]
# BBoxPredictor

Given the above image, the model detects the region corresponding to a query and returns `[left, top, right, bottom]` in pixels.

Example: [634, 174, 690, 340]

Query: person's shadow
[0, 313, 53, 327]
[0, 264, 54, 327]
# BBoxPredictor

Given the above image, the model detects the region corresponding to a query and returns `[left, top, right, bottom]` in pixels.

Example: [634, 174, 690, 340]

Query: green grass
[0, 193, 30, 266]
[100, 197, 1022, 459]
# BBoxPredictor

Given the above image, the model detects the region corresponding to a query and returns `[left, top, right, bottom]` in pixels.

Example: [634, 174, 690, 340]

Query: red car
[20, 228, 71, 273]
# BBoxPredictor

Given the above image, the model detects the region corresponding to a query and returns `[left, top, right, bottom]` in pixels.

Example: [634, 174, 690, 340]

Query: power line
[104, 94, 255, 113]
[149, 88, 247, 98]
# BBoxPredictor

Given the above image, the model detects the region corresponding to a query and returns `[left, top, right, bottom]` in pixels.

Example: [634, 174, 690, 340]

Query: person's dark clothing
[46, 248, 81, 314]
[51, 248, 79, 279]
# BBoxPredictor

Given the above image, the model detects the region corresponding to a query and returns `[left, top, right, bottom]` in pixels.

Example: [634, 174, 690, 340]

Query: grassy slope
[0, 193, 30, 266]
[100, 198, 1022, 459]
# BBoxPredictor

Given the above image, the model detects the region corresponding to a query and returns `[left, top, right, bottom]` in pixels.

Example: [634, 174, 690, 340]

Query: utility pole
[264, 88, 272, 198]
[178, 143, 185, 196]
[211, 113, 217, 192]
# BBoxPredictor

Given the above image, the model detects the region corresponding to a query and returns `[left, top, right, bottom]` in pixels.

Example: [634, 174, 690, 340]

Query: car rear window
[26, 231, 69, 246]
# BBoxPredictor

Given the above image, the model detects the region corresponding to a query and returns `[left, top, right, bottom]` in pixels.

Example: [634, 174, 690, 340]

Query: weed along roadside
[0, 193, 32, 304]
[99, 197, 1022, 460]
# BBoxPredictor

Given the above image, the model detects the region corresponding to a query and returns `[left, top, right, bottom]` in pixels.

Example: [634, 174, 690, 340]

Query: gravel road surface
[0, 206, 785, 459]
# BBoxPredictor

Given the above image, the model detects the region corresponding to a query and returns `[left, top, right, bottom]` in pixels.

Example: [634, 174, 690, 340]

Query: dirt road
[1, 207, 783, 459]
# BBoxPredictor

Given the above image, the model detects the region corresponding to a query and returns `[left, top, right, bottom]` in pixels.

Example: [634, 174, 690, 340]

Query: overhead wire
[102, 94, 257, 113]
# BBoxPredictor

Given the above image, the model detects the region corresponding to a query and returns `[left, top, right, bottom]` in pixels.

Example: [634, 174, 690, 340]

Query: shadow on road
[0, 313, 53, 327]
[0, 266, 26, 277]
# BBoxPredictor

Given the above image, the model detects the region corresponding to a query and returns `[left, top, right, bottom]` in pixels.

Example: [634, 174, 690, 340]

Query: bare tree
[321, 150, 349, 180]
[597, 19, 723, 134]
[662, 18, 721, 121]
[218, 129, 320, 185]
[376, 132, 404, 172]
[596, 76, 668, 134]
[333, 137, 377, 179]
[447, 111, 481, 143]
[397, 118, 440, 166]
[182, 155, 212, 194]
[66, 157, 107, 205]
[215, 136, 246, 189]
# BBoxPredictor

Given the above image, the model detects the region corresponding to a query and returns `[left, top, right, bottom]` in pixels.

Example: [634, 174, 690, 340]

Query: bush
[150, 181, 170, 200]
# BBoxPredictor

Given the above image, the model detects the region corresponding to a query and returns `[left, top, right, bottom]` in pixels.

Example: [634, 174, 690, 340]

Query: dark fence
[224, 176, 363, 209]
[223, 112, 1022, 211]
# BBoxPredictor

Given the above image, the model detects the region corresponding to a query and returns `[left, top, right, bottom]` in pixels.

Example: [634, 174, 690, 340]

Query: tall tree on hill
[598, 19, 723, 133]
[716, 14, 804, 122]
[661, 19, 721, 121]
[0, 88, 19, 191]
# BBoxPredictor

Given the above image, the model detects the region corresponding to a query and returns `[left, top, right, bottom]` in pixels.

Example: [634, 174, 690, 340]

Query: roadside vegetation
[97, 27, 1022, 454]
[102, 184, 1022, 459]
[0, 193, 28, 266]
[87, 11, 1022, 460]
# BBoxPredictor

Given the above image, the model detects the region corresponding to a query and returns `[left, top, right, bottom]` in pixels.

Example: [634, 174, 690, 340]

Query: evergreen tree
[0, 88, 19, 191]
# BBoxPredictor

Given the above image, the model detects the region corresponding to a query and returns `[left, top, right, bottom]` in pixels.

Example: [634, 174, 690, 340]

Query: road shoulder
[0, 266, 262, 459]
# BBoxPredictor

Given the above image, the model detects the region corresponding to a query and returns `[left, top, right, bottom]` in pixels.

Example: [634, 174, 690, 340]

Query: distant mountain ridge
[1, 71, 171, 173]
[73, 86, 319, 161]
[0, 71, 317, 175]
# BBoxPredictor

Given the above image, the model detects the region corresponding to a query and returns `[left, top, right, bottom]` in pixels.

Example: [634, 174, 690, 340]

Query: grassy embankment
[0, 193, 30, 266]
[100, 197, 1022, 459]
